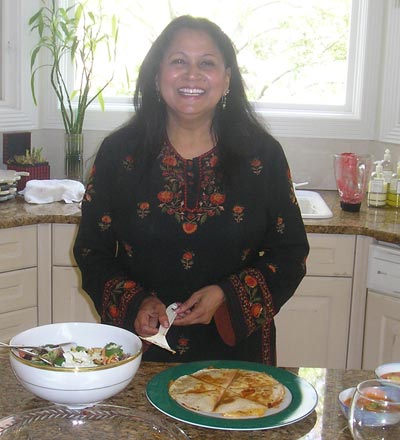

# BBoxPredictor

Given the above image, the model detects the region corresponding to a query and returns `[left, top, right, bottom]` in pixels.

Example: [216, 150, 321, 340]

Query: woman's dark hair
[131, 15, 268, 176]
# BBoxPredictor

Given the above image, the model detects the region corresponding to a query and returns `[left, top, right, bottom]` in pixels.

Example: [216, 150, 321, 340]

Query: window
[84, 0, 352, 108]
[1, 0, 396, 142]
[0, 0, 37, 131]
[63, 0, 384, 138]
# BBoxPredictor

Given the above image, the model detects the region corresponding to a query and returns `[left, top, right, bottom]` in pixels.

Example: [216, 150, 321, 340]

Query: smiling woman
[73, 15, 310, 366]
[156, 27, 231, 155]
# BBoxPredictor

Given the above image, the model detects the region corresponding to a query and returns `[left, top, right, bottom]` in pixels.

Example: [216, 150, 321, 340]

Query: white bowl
[375, 363, 400, 383]
[338, 387, 355, 419]
[9, 322, 142, 409]
[342, 380, 400, 427]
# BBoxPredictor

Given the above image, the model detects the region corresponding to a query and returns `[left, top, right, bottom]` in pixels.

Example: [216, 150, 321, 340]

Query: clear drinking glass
[349, 379, 400, 439]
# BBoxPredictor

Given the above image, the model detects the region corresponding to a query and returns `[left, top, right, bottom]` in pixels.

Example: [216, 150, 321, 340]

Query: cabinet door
[0, 308, 37, 342]
[52, 267, 99, 323]
[362, 291, 400, 369]
[52, 224, 78, 266]
[0, 268, 37, 312]
[0, 225, 37, 272]
[275, 276, 352, 368]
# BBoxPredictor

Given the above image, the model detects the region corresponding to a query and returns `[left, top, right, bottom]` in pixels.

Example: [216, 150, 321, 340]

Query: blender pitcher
[333, 153, 372, 212]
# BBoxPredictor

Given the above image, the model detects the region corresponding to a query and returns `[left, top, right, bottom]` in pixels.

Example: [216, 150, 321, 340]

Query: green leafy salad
[18, 342, 130, 367]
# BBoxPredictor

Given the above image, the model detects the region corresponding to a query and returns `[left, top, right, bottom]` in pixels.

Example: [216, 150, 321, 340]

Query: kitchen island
[0, 352, 372, 439]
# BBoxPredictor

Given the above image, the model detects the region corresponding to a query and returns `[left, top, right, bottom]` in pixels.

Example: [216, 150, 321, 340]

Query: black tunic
[73, 125, 309, 364]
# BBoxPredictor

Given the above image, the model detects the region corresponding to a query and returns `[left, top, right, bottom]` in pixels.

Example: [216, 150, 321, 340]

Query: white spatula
[139, 303, 178, 354]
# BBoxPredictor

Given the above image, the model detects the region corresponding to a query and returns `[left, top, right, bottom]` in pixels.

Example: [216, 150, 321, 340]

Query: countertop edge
[1, 192, 399, 244]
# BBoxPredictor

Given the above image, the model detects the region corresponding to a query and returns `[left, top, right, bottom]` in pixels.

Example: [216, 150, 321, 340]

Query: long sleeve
[73, 134, 150, 330]
[215, 138, 309, 349]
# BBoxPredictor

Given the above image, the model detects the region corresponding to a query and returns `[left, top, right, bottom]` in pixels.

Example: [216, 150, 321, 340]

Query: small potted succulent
[7, 147, 50, 191]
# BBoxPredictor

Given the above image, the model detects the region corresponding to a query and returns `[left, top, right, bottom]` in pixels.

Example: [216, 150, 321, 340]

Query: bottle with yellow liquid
[387, 160, 400, 208]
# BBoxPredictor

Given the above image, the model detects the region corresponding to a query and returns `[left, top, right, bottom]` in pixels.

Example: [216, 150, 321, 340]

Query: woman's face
[157, 28, 231, 123]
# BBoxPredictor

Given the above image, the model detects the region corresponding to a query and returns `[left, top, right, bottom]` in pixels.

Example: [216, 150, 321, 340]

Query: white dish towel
[23, 179, 85, 204]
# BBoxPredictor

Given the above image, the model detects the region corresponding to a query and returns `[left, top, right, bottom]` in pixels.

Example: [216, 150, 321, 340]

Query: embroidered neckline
[164, 140, 218, 162]
[157, 143, 225, 234]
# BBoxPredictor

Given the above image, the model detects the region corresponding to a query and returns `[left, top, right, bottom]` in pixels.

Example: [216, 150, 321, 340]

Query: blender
[333, 153, 372, 212]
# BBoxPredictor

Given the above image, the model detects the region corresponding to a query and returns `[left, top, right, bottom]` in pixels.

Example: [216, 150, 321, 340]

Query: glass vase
[65, 133, 84, 182]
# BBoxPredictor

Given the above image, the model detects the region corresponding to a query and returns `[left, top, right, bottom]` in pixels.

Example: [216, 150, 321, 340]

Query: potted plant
[7, 148, 50, 191]
[29, 0, 119, 181]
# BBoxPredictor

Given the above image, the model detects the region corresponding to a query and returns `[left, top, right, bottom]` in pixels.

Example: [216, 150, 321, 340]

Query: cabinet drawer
[52, 224, 78, 266]
[0, 268, 37, 313]
[307, 233, 355, 276]
[0, 225, 37, 272]
[0, 308, 38, 342]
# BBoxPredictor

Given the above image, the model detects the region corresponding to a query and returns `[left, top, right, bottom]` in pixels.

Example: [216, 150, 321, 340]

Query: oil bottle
[387, 159, 400, 208]
[382, 148, 393, 184]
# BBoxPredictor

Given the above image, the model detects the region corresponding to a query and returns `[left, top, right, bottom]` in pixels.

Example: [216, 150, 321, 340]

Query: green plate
[146, 360, 318, 431]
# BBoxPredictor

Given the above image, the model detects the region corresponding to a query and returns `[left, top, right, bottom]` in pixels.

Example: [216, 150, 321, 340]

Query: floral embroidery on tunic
[232, 205, 245, 223]
[261, 321, 273, 364]
[123, 242, 134, 258]
[229, 269, 274, 334]
[276, 216, 285, 234]
[102, 278, 142, 326]
[83, 165, 96, 203]
[123, 155, 135, 171]
[267, 263, 278, 274]
[250, 157, 263, 175]
[157, 144, 225, 234]
[181, 251, 195, 270]
[176, 335, 191, 355]
[137, 201, 151, 219]
[98, 213, 112, 231]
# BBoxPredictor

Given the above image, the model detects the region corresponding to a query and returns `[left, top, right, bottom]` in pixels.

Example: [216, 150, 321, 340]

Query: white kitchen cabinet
[0, 224, 365, 369]
[51, 227, 356, 367]
[362, 291, 400, 369]
[52, 224, 99, 323]
[52, 266, 99, 323]
[275, 234, 355, 368]
[0, 226, 38, 341]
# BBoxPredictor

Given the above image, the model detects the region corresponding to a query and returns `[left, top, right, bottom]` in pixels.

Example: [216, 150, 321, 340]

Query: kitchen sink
[295, 190, 333, 219]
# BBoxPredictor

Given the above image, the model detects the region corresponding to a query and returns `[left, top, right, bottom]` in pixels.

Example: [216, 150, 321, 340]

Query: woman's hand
[134, 296, 169, 337]
[174, 285, 225, 326]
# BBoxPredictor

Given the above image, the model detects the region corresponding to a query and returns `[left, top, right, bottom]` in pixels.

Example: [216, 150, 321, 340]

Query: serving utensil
[140, 303, 178, 354]
[0, 341, 76, 351]
[0, 341, 77, 366]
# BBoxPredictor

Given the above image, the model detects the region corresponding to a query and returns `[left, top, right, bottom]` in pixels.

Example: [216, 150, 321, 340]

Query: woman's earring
[221, 89, 229, 110]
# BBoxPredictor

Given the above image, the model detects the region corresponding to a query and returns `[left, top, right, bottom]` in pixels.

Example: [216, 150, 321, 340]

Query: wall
[1, 129, 399, 190]
[22, 130, 400, 190]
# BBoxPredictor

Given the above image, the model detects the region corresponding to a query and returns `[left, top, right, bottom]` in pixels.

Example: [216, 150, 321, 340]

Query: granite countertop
[1, 191, 400, 243]
[0, 353, 373, 439]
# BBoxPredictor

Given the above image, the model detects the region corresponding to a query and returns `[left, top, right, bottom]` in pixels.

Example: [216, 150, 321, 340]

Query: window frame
[378, 0, 400, 143]
[0, 0, 38, 131]
[1, 0, 397, 142]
